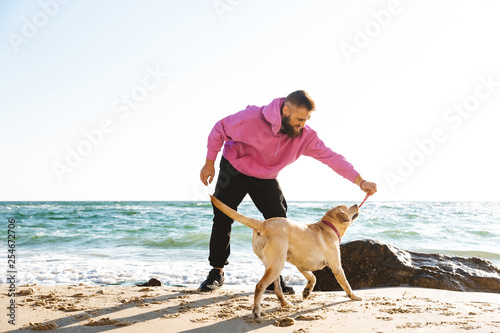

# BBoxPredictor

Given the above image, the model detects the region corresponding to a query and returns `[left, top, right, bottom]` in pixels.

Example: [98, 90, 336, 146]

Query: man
[199, 90, 377, 293]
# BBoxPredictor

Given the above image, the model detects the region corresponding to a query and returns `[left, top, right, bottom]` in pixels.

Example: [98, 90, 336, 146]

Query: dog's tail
[210, 195, 263, 231]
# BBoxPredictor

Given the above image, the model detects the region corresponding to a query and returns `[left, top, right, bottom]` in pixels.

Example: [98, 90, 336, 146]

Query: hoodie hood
[261, 97, 285, 135]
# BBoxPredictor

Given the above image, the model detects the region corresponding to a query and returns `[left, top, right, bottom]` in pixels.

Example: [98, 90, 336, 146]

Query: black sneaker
[266, 275, 295, 294]
[199, 268, 224, 292]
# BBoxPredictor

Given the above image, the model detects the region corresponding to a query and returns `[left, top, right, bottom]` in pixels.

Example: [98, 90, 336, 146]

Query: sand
[1, 283, 499, 332]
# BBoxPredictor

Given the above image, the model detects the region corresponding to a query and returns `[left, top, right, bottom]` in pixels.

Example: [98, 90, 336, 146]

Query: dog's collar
[321, 220, 341, 242]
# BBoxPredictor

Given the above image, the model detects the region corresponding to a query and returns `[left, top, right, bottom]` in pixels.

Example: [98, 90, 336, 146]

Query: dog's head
[322, 204, 359, 235]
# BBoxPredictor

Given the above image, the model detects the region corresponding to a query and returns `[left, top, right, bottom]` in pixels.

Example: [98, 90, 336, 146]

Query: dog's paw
[252, 307, 262, 319]
[302, 288, 311, 299]
[280, 300, 293, 308]
[349, 294, 362, 301]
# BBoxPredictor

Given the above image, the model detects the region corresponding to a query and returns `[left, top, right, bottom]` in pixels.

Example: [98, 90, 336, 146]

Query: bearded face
[280, 115, 302, 138]
[280, 103, 312, 138]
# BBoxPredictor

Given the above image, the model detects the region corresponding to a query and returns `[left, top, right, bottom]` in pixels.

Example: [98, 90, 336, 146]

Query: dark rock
[136, 278, 163, 287]
[313, 239, 500, 293]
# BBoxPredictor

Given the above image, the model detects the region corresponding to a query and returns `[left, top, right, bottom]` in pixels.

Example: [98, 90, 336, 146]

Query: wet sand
[1, 284, 499, 332]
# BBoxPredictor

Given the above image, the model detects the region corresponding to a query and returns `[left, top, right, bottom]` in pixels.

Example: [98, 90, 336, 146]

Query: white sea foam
[14, 250, 307, 287]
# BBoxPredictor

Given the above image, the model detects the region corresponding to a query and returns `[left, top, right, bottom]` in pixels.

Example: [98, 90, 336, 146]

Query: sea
[1, 201, 499, 287]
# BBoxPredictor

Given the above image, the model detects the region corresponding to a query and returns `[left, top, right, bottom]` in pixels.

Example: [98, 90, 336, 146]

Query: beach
[2, 201, 500, 331]
[1, 283, 499, 332]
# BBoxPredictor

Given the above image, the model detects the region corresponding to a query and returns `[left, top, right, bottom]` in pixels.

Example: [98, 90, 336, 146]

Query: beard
[280, 115, 302, 138]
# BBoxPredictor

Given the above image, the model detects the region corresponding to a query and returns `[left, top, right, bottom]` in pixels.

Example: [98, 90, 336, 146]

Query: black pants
[209, 157, 287, 268]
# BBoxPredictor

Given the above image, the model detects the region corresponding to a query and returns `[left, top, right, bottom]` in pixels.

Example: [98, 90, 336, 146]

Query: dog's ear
[336, 211, 350, 223]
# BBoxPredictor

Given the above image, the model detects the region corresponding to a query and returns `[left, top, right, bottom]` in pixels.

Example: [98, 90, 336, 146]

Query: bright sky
[1, 0, 500, 202]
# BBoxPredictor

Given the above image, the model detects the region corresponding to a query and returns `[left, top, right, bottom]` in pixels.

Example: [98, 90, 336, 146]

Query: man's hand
[200, 159, 215, 186]
[360, 181, 377, 195]
[355, 175, 377, 195]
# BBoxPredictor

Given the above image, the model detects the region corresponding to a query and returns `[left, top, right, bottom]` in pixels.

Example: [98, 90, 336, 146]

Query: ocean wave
[120, 211, 141, 216]
[414, 249, 500, 262]
[379, 230, 422, 238]
[140, 234, 210, 249]
[468, 230, 494, 237]
[24, 234, 88, 245]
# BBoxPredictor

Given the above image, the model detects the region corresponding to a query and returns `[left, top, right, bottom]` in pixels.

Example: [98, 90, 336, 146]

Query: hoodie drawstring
[273, 138, 291, 156]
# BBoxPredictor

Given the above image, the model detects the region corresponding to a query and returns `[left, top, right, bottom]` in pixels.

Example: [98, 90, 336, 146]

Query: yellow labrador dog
[210, 195, 361, 318]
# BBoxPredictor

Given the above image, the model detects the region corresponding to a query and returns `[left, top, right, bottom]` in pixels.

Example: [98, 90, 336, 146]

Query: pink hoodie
[206, 97, 359, 182]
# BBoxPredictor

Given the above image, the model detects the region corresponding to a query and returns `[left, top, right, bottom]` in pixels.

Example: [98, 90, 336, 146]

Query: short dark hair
[285, 90, 315, 111]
